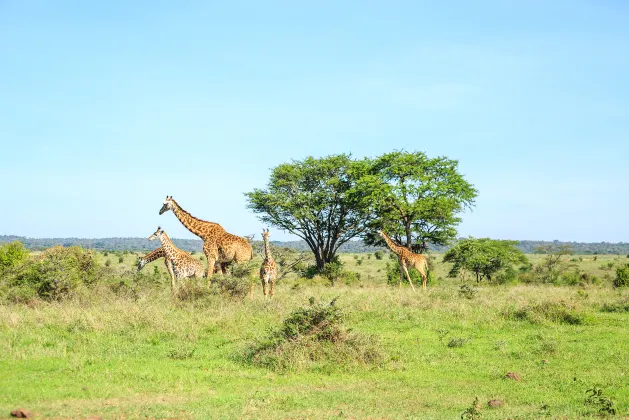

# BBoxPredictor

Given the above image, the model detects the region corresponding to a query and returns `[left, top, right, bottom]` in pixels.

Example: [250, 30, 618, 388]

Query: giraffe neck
[143, 248, 165, 263]
[158, 232, 179, 261]
[171, 200, 219, 238]
[263, 237, 273, 260]
[381, 232, 405, 256]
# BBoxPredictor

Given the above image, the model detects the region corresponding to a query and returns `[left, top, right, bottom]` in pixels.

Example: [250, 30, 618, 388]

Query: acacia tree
[358, 151, 478, 252]
[442, 237, 528, 282]
[245, 154, 371, 270]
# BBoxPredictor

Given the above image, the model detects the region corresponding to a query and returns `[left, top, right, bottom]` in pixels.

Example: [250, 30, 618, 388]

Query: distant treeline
[2, 235, 629, 255]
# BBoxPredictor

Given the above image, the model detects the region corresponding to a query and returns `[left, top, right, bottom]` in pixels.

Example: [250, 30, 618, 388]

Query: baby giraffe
[148, 227, 205, 292]
[259, 228, 277, 297]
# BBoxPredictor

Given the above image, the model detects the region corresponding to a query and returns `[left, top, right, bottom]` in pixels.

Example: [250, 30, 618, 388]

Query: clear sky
[1, 1, 628, 242]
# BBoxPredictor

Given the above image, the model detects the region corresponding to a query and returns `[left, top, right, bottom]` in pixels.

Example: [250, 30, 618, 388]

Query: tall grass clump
[241, 298, 385, 372]
[506, 300, 586, 325]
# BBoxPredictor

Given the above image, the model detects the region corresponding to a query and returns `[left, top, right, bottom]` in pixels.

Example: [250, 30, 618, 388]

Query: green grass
[1, 252, 628, 418]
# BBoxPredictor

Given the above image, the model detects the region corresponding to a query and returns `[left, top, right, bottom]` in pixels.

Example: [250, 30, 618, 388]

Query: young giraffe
[159, 196, 253, 278]
[377, 229, 428, 291]
[259, 228, 278, 297]
[148, 227, 205, 292]
[138, 247, 223, 282]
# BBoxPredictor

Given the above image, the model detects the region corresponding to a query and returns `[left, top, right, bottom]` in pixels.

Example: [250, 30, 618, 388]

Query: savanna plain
[1, 250, 628, 419]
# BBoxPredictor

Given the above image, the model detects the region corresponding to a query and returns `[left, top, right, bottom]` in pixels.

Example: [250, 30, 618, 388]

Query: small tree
[534, 244, 573, 283]
[374, 250, 384, 260]
[443, 237, 528, 283]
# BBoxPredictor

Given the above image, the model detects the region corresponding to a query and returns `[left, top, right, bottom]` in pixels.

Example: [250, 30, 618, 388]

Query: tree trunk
[405, 219, 412, 249]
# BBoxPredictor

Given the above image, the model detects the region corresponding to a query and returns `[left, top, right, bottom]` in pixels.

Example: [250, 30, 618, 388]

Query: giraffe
[148, 227, 205, 292]
[377, 229, 428, 291]
[259, 228, 278, 297]
[159, 196, 254, 278]
[138, 247, 222, 287]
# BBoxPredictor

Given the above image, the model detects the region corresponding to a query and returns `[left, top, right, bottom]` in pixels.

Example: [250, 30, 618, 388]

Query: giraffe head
[376, 229, 385, 238]
[148, 226, 164, 241]
[137, 256, 147, 271]
[261, 228, 271, 241]
[159, 196, 175, 215]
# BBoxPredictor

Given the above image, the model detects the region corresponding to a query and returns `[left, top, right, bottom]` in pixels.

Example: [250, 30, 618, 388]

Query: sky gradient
[1, 1, 628, 242]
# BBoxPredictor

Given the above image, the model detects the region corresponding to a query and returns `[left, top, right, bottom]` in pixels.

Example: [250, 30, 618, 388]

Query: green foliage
[458, 284, 478, 299]
[105, 259, 111, 267]
[118, 256, 124, 264]
[374, 250, 384, 260]
[613, 264, 629, 287]
[210, 276, 251, 299]
[241, 299, 384, 371]
[2, 246, 101, 302]
[245, 154, 373, 269]
[460, 397, 483, 419]
[560, 268, 599, 286]
[359, 150, 477, 251]
[447, 337, 470, 348]
[443, 237, 528, 283]
[0, 241, 29, 270]
[584, 387, 617, 415]
[385, 260, 425, 287]
[508, 301, 584, 325]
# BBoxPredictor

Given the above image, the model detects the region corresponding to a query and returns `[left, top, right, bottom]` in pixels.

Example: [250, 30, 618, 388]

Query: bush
[2, 246, 101, 301]
[356, 258, 363, 266]
[494, 266, 518, 284]
[561, 268, 599, 286]
[0, 241, 29, 270]
[613, 265, 629, 288]
[210, 275, 250, 298]
[105, 259, 111, 267]
[507, 301, 584, 325]
[385, 261, 426, 287]
[241, 299, 384, 371]
[374, 250, 384, 260]
[458, 284, 478, 299]
[118, 256, 124, 264]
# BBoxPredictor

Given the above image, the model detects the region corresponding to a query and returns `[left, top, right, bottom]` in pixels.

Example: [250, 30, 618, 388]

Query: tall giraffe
[148, 227, 205, 291]
[377, 230, 428, 291]
[259, 228, 278, 297]
[159, 196, 254, 278]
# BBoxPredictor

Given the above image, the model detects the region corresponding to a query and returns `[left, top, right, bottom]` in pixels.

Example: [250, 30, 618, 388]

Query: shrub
[356, 258, 363, 266]
[458, 284, 478, 299]
[613, 265, 629, 288]
[118, 256, 124, 264]
[3, 246, 101, 301]
[561, 269, 599, 286]
[385, 261, 425, 288]
[367, 254, 372, 260]
[494, 266, 518, 284]
[241, 299, 384, 371]
[0, 241, 29, 270]
[507, 301, 584, 325]
[601, 300, 629, 313]
[374, 250, 384, 260]
[210, 275, 251, 299]
[447, 337, 470, 348]
[105, 259, 111, 267]
[585, 387, 616, 416]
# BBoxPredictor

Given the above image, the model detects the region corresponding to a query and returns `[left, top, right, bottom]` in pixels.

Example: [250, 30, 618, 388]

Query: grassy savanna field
[1, 250, 629, 419]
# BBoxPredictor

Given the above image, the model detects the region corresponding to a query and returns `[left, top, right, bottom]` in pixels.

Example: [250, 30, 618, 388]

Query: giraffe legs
[165, 259, 176, 295]
[202, 243, 219, 283]
[398, 256, 404, 289]
[269, 276, 275, 298]
[401, 262, 417, 293]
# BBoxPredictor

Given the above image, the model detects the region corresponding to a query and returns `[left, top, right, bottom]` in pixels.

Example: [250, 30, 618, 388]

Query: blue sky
[1, 1, 628, 242]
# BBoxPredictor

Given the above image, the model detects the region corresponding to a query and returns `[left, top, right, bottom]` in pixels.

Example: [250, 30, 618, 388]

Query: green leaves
[443, 237, 528, 282]
[360, 151, 478, 251]
[245, 154, 372, 268]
